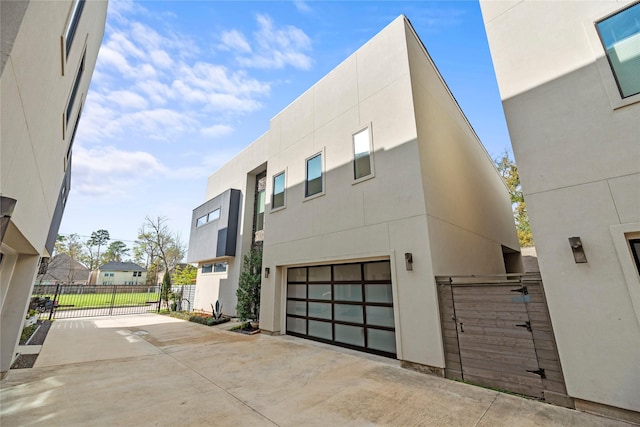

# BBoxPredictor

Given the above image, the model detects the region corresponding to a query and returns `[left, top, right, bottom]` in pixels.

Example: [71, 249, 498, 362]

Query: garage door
[286, 260, 396, 357]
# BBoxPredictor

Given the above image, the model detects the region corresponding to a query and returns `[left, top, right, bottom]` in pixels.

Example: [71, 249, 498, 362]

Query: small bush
[20, 324, 38, 343]
[188, 316, 230, 326]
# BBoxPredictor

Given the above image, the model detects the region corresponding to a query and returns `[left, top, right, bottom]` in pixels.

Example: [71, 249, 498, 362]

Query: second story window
[305, 152, 323, 197]
[65, 0, 86, 57]
[272, 171, 286, 210]
[353, 127, 373, 180]
[596, 2, 640, 98]
[66, 51, 85, 126]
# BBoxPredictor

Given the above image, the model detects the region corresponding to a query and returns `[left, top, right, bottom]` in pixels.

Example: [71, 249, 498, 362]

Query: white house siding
[0, 0, 108, 375]
[191, 16, 519, 371]
[481, 0, 640, 417]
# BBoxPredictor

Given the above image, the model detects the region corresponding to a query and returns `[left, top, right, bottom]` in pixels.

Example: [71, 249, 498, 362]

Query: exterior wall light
[264, 267, 270, 278]
[404, 252, 413, 271]
[568, 237, 587, 263]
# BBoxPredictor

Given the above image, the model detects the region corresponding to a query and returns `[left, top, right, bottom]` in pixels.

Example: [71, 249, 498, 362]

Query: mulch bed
[11, 320, 53, 370]
[234, 323, 260, 335]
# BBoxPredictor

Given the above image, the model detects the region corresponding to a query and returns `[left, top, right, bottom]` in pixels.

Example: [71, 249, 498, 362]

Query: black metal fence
[31, 284, 161, 319]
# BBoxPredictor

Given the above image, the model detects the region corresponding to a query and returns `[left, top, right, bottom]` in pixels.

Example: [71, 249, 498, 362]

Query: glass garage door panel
[286, 261, 396, 357]
[308, 320, 332, 340]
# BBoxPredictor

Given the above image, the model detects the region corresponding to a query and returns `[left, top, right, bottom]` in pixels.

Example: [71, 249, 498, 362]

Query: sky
[59, 0, 512, 256]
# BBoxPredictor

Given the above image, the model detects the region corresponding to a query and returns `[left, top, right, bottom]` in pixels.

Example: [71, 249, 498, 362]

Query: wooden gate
[436, 274, 572, 407]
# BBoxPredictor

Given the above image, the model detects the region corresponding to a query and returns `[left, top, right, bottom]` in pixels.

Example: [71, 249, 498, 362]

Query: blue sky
[59, 0, 511, 254]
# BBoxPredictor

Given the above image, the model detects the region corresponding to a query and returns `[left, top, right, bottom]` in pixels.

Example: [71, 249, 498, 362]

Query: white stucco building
[189, 16, 520, 371]
[481, 0, 640, 421]
[1, 0, 108, 376]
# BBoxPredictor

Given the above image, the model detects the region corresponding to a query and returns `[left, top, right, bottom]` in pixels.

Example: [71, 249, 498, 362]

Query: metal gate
[436, 274, 571, 406]
[31, 284, 160, 319]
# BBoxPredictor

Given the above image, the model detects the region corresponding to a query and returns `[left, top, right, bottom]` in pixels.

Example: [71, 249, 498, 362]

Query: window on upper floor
[353, 126, 374, 181]
[630, 238, 640, 276]
[305, 152, 324, 198]
[196, 208, 221, 227]
[202, 264, 213, 273]
[272, 171, 286, 210]
[66, 51, 86, 127]
[214, 262, 228, 273]
[596, 2, 640, 99]
[65, 0, 86, 58]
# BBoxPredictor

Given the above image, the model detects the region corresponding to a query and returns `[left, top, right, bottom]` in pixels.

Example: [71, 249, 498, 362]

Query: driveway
[0, 314, 630, 426]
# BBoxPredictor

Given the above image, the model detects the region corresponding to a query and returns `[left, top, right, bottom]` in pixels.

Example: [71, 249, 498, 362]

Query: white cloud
[72, 146, 167, 197]
[200, 124, 234, 138]
[294, 1, 313, 14]
[223, 14, 313, 70]
[219, 30, 252, 53]
[106, 90, 149, 110]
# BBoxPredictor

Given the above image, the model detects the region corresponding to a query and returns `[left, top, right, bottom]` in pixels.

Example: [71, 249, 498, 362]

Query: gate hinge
[510, 286, 529, 295]
[516, 321, 532, 332]
[526, 368, 546, 378]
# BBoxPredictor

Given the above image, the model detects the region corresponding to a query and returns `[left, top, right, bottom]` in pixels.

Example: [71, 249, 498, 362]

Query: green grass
[35, 292, 159, 309]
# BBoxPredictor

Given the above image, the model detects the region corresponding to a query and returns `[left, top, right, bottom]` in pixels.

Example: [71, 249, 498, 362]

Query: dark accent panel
[45, 165, 72, 254]
[188, 188, 241, 262]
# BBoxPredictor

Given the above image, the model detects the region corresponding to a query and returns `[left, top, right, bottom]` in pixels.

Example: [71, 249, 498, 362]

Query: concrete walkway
[0, 314, 631, 426]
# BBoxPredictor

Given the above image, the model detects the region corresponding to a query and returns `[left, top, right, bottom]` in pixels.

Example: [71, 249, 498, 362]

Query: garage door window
[286, 260, 396, 357]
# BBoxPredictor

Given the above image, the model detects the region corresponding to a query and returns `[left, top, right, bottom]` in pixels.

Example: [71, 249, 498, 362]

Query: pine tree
[236, 247, 262, 322]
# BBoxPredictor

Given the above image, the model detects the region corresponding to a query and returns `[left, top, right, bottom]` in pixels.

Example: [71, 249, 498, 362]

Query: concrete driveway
[0, 314, 630, 426]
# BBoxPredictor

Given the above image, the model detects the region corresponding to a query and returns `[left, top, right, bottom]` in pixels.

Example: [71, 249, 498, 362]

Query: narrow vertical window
[256, 190, 266, 230]
[305, 153, 323, 197]
[65, 0, 86, 57]
[353, 127, 373, 180]
[272, 171, 286, 209]
[630, 238, 640, 275]
[596, 2, 640, 98]
[66, 51, 85, 125]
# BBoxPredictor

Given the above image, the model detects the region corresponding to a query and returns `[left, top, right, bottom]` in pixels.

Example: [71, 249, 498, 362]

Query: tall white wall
[0, 0, 107, 375]
[481, 0, 640, 415]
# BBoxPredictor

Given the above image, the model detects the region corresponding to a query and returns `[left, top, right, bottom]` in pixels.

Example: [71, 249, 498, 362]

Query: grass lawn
[36, 292, 159, 309]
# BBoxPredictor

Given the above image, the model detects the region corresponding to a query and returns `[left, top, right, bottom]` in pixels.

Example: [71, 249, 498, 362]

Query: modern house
[189, 16, 520, 371]
[481, 0, 640, 421]
[0, 0, 107, 376]
[34, 253, 90, 285]
[90, 262, 147, 286]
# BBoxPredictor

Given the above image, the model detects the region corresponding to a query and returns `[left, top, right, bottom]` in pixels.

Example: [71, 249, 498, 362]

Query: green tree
[102, 240, 130, 264]
[86, 229, 110, 269]
[495, 152, 534, 247]
[236, 247, 262, 322]
[172, 264, 197, 285]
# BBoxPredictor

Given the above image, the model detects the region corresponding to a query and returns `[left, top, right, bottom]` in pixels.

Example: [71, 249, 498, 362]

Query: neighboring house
[481, 0, 640, 421]
[0, 0, 107, 377]
[92, 262, 147, 285]
[35, 253, 90, 285]
[188, 16, 520, 371]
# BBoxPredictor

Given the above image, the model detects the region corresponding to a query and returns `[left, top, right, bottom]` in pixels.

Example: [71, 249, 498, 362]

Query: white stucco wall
[0, 0, 107, 374]
[193, 15, 519, 370]
[481, 0, 640, 413]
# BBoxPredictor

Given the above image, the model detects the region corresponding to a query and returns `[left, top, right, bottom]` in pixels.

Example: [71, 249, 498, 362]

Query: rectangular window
[65, 0, 86, 57]
[630, 238, 640, 275]
[213, 262, 227, 273]
[208, 208, 220, 222]
[272, 171, 285, 209]
[196, 215, 207, 227]
[256, 189, 265, 230]
[596, 2, 640, 98]
[202, 264, 213, 273]
[305, 153, 323, 197]
[353, 127, 372, 180]
[66, 51, 85, 125]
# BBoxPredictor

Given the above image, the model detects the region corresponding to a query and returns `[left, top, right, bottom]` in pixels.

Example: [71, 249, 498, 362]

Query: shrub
[236, 247, 262, 322]
[188, 315, 230, 326]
